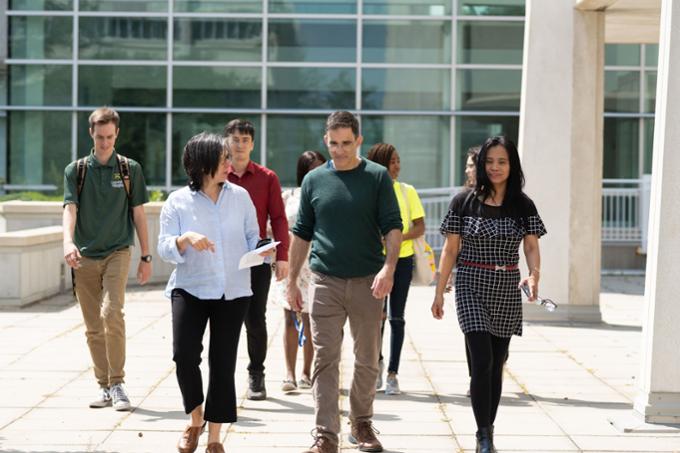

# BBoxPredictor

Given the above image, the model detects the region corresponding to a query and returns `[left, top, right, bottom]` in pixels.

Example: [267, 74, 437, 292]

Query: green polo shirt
[63, 151, 149, 259]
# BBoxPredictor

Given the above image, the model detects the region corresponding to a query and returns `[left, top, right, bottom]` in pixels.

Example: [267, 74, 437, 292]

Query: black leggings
[466, 331, 511, 429]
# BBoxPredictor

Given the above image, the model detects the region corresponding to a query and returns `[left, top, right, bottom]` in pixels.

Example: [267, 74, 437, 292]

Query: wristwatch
[140, 255, 152, 263]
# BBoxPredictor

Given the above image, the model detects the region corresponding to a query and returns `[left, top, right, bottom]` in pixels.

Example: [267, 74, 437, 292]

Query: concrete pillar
[518, 0, 603, 322]
[634, 0, 680, 424]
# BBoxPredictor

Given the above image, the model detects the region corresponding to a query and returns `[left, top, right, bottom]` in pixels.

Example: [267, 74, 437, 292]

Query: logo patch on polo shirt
[111, 172, 124, 188]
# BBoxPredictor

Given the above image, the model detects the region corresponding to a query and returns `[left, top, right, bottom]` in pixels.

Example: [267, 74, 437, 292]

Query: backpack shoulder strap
[76, 157, 88, 199]
[116, 154, 132, 201]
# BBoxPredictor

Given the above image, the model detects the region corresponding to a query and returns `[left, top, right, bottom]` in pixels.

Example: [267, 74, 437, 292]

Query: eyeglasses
[521, 283, 558, 312]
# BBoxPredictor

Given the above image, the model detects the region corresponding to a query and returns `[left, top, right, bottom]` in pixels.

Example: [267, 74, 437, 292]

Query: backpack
[76, 154, 132, 202]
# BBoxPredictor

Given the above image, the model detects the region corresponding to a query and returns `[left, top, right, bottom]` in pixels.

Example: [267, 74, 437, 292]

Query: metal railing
[418, 179, 649, 253]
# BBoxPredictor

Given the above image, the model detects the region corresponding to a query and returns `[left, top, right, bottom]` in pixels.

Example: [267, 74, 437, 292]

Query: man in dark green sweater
[287, 111, 402, 453]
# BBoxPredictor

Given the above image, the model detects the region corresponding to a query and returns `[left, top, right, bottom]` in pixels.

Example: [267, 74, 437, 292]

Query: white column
[634, 0, 680, 424]
[518, 0, 603, 321]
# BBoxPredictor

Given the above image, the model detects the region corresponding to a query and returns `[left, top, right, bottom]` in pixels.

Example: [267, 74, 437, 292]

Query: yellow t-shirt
[394, 181, 425, 258]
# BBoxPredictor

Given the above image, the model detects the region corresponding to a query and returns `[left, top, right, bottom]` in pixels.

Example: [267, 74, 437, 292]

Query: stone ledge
[0, 225, 63, 247]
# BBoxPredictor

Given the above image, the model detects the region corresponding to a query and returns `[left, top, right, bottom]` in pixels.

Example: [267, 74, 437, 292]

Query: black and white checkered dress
[440, 190, 547, 337]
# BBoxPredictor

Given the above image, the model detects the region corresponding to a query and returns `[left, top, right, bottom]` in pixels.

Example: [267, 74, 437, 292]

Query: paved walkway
[1, 276, 679, 452]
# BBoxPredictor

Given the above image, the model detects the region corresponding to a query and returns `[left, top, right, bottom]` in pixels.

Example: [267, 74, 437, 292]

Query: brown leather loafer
[177, 423, 205, 453]
[205, 442, 225, 453]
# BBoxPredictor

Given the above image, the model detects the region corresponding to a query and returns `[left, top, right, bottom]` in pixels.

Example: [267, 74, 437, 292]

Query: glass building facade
[0, 1, 656, 192]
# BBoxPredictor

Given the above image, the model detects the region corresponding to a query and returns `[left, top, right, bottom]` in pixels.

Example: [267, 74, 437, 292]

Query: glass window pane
[79, 17, 167, 60]
[457, 21, 523, 64]
[455, 116, 519, 185]
[268, 20, 356, 62]
[266, 115, 327, 187]
[603, 117, 639, 179]
[457, 69, 521, 111]
[268, 67, 354, 110]
[643, 118, 654, 174]
[174, 19, 262, 61]
[173, 66, 261, 108]
[80, 1, 167, 11]
[172, 114, 261, 185]
[9, 65, 71, 106]
[645, 71, 656, 113]
[77, 112, 166, 186]
[604, 70, 640, 113]
[459, 0, 524, 16]
[645, 44, 659, 67]
[9, 0, 72, 10]
[362, 116, 450, 188]
[9, 111, 71, 187]
[79, 65, 166, 107]
[9, 16, 73, 59]
[270, 0, 356, 14]
[605, 44, 640, 66]
[174, 0, 262, 13]
[362, 68, 450, 111]
[363, 20, 451, 64]
[364, 0, 450, 15]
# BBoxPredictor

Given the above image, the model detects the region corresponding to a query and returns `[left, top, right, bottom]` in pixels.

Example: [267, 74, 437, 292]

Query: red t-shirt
[228, 161, 289, 262]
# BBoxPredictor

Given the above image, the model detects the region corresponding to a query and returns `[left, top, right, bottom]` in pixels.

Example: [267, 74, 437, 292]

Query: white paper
[238, 241, 280, 269]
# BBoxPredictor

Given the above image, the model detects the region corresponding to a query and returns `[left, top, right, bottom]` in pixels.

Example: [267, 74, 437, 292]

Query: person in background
[158, 133, 274, 453]
[432, 136, 546, 453]
[271, 151, 327, 393]
[225, 119, 289, 401]
[367, 143, 425, 396]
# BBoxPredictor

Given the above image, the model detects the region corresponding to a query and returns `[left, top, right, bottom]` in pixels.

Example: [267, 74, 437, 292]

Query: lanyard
[292, 311, 307, 347]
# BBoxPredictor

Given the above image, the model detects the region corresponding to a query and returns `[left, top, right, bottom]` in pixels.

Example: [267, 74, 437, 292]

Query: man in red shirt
[225, 119, 290, 400]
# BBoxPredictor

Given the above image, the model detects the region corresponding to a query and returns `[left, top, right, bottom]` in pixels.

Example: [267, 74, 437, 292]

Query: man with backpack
[62, 107, 152, 411]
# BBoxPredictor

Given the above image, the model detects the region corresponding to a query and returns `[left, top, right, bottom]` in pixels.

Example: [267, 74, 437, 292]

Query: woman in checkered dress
[432, 136, 546, 453]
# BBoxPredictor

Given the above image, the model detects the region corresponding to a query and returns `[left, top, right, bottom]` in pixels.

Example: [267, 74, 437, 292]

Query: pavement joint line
[531, 324, 634, 404]
[0, 366, 92, 432]
[6, 321, 84, 367]
[405, 309, 464, 453]
[94, 364, 177, 449]
[225, 306, 286, 443]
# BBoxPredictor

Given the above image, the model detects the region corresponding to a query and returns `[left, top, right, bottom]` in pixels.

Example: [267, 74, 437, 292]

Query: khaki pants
[309, 272, 383, 444]
[74, 248, 131, 387]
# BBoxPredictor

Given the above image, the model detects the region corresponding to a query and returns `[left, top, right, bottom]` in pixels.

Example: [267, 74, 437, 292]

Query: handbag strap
[399, 182, 414, 229]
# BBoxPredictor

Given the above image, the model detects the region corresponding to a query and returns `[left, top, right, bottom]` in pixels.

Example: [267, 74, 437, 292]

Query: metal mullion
[6, 10, 73, 16]
[6, 59, 73, 64]
[77, 59, 168, 66]
[455, 15, 524, 22]
[455, 63, 523, 70]
[165, 0, 173, 192]
[173, 60, 262, 67]
[167, 12, 262, 19]
[261, 0, 268, 167]
[267, 61, 355, 68]
[356, 0, 363, 114]
[363, 63, 451, 69]
[71, 0, 79, 161]
[268, 13, 356, 20]
[362, 14, 454, 21]
[604, 112, 655, 119]
[76, 11, 168, 18]
[604, 65, 642, 71]
[450, 0, 457, 187]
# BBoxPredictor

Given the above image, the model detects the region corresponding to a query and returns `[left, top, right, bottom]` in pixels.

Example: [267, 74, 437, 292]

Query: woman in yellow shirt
[367, 143, 425, 395]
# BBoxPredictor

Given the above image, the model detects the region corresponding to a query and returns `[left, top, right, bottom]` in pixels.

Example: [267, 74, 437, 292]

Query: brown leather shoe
[349, 420, 383, 452]
[302, 434, 338, 453]
[205, 442, 225, 453]
[177, 423, 205, 453]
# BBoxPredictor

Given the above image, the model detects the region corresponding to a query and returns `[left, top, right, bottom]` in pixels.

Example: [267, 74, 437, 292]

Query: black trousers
[245, 263, 272, 375]
[466, 331, 511, 429]
[171, 289, 250, 423]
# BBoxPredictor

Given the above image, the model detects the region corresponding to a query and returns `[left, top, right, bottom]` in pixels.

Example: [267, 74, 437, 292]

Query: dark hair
[366, 143, 396, 170]
[325, 111, 360, 137]
[464, 145, 481, 188]
[182, 132, 227, 191]
[89, 107, 120, 130]
[223, 118, 255, 140]
[475, 136, 525, 207]
[296, 151, 326, 186]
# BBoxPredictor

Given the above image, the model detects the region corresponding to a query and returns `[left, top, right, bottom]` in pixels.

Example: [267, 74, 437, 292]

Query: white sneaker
[281, 379, 297, 393]
[375, 359, 384, 390]
[89, 387, 111, 408]
[110, 383, 131, 411]
[385, 374, 401, 395]
[298, 376, 312, 389]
